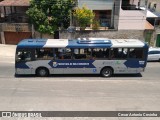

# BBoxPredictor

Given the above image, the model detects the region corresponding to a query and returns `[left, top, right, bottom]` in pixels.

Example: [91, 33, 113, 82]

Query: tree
[26, 0, 76, 35]
[73, 6, 95, 29]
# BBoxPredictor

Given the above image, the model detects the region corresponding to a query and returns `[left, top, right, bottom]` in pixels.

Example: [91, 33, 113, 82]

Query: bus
[15, 38, 148, 77]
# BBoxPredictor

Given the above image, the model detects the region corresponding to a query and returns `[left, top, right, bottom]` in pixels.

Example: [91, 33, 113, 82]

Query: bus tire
[36, 67, 49, 77]
[101, 67, 113, 77]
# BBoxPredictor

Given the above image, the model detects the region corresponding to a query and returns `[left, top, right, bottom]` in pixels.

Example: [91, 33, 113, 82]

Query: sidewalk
[0, 44, 16, 58]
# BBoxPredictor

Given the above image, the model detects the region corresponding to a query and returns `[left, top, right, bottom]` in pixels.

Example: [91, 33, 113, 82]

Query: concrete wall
[118, 0, 147, 30]
[118, 9, 146, 30]
[59, 30, 145, 41]
[34, 31, 54, 39]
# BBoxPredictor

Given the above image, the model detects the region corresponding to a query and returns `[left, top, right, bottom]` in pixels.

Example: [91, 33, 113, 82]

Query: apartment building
[0, 0, 32, 44]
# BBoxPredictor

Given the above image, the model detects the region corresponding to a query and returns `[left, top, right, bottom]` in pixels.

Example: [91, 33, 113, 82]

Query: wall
[114, 0, 120, 30]
[118, 9, 146, 30]
[118, 0, 147, 30]
[59, 30, 145, 41]
[0, 32, 1, 43]
[78, 0, 113, 10]
[34, 31, 54, 39]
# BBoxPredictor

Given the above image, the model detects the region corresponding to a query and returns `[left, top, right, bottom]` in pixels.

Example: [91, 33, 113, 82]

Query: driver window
[16, 51, 31, 61]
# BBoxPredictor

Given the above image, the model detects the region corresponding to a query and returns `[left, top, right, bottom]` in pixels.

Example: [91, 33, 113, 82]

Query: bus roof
[17, 38, 147, 48]
[111, 39, 146, 48]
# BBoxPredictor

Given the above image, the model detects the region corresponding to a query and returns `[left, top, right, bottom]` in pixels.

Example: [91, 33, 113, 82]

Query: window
[55, 48, 72, 59]
[16, 50, 32, 62]
[148, 51, 160, 54]
[121, 0, 144, 10]
[74, 48, 92, 59]
[35, 48, 53, 60]
[92, 48, 109, 59]
[110, 48, 128, 59]
[64, 48, 72, 59]
[129, 48, 144, 59]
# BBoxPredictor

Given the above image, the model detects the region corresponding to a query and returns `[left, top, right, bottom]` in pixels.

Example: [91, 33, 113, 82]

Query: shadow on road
[15, 73, 142, 78]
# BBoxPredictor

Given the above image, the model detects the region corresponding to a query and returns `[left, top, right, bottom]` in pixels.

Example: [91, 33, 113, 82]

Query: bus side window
[110, 49, 114, 59]
[55, 48, 72, 60]
[110, 48, 128, 59]
[129, 49, 136, 58]
[118, 48, 128, 59]
[129, 48, 143, 59]
[135, 48, 144, 59]
[36, 48, 53, 60]
[74, 48, 89, 59]
[64, 48, 72, 59]
[92, 48, 109, 59]
[110, 48, 118, 59]
[54, 48, 58, 59]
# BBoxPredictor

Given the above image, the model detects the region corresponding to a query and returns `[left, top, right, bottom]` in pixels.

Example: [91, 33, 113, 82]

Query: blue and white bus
[15, 38, 148, 77]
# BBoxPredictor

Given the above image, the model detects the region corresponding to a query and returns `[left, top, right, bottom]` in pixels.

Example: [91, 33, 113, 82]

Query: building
[118, 0, 155, 45]
[0, 0, 32, 44]
[60, 0, 156, 46]
[77, 0, 154, 30]
[0, 0, 158, 46]
[147, 0, 160, 47]
[77, 0, 119, 30]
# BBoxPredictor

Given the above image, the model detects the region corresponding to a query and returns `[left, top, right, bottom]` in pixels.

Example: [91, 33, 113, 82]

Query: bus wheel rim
[103, 69, 110, 76]
[39, 69, 46, 76]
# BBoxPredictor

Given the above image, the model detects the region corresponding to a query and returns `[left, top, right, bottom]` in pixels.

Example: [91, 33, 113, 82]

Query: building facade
[60, 0, 155, 46]
[0, 0, 158, 46]
[0, 0, 32, 44]
[77, 0, 119, 30]
[147, 0, 160, 47]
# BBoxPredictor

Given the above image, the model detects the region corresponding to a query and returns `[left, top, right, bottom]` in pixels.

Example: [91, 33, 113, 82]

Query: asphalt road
[0, 55, 160, 120]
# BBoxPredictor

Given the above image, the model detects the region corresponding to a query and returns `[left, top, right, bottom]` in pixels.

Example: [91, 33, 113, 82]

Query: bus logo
[53, 62, 58, 67]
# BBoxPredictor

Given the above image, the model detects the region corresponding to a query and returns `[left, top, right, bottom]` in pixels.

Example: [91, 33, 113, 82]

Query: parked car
[147, 47, 160, 61]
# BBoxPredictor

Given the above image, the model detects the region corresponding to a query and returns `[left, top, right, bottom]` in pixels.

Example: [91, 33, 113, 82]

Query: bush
[92, 19, 100, 30]
[73, 6, 95, 29]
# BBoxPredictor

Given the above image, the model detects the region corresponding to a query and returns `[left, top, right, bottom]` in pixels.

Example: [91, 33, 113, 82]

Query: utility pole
[67, 9, 76, 40]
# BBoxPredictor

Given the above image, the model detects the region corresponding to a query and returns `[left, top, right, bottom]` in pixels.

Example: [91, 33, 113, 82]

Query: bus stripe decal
[124, 60, 145, 68]
[48, 60, 96, 68]
[15, 62, 30, 69]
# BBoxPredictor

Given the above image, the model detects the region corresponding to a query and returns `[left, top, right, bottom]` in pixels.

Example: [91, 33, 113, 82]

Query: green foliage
[73, 6, 95, 28]
[92, 19, 100, 30]
[26, 0, 76, 34]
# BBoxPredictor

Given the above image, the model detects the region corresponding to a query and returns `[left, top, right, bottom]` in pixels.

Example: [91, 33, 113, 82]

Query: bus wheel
[36, 67, 49, 77]
[101, 67, 113, 77]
